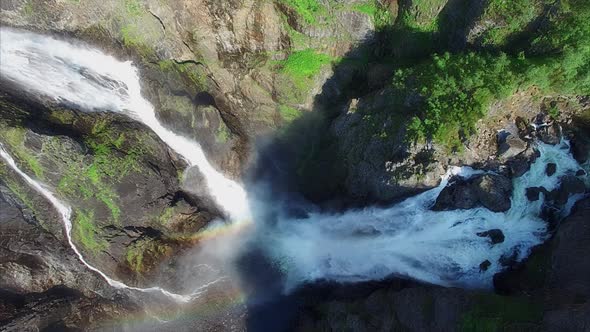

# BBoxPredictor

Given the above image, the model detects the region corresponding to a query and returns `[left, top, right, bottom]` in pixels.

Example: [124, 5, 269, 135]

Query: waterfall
[0, 27, 251, 222]
[0, 27, 586, 297]
[263, 141, 585, 290]
[0, 27, 248, 301]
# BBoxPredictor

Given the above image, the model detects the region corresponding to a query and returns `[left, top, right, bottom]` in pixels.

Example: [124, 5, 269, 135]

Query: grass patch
[126, 239, 171, 273]
[280, 49, 333, 90]
[278, 0, 328, 25]
[124, 0, 143, 16]
[74, 209, 108, 255]
[279, 105, 303, 122]
[0, 126, 44, 179]
[56, 118, 149, 222]
[159, 207, 175, 224]
[353, 1, 394, 30]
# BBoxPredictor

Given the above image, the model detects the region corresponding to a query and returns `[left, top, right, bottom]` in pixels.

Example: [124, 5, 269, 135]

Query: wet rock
[546, 163, 557, 176]
[432, 178, 478, 210]
[499, 250, 519, 267]
[477, 229, 505, 244]
[498, 130, 527, 159]
[526, 187, 547, 202]
[548, 175, 586, 205]
[547, 198, 590, 302]
[473, 175, 513, 212]
[433, 174, 512, 212]
[507, 148, 540, 178]
[479, 260, 491, 272]
[538, 123, 561, 145]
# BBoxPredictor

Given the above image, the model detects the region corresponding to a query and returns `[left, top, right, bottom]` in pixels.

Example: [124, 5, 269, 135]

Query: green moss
[275, 49, 333, 104]
[159, 206, 175, 224]
[278, 0, 329, 25]
[399, 0, 446, 31]
[353, 1, 393, 30]
[480, 0, 548, 47]
[49, 109, 75, 125]
[0, 126, 44, 179]
[125, 0, 143, 16]
[22, 1, 34, 16]
[74, 209, 108, 255]
[279, 105, 303, 123]
[157, 60, 207, 90]
[126, 239, 171, 273]
[548, 105, 560, 119]
[216, 122, 230, 143]
[54, 118, 149, 222]
[459, 294, 543, 331]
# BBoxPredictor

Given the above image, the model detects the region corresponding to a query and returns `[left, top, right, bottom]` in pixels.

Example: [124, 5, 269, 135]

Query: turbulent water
[0, 27, 586, 303]
[263, 141, 583, 290]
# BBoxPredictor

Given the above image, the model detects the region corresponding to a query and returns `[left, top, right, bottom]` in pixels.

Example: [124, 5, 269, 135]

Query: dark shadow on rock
[240, 1, 500, 331]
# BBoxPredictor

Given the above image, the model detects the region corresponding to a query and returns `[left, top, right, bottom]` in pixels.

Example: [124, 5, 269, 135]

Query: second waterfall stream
[0, 27, 250, 301]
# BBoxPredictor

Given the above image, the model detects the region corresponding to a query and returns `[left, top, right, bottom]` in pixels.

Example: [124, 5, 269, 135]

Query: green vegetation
[398, 0, 447, 31]
[381, 0, 590, 150]
[216, 122, 231, 143]
[279, 105, 303, 123]
[459, 294, 543, 331]
[480, 0, 548, 46]
[157, 60, 207, 91]
[281, 49, 333, 87]
[394, 52, 521, 149]
[278, 0, 328, 25]
[159, 207, 175, 224]
[0, 126, 44, 179]
[73, 209, 108, 255]
[56, 118, 149, 222]
[353, 1, 393, 30]
[126, 239, 171, 273]
[125, 0, 143, 16]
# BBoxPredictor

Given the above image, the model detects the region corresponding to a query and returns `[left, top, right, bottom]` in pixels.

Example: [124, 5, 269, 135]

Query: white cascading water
[264, 141, 585, 290]
[0, 27, 248, 301]
[0, 27, 250, 223]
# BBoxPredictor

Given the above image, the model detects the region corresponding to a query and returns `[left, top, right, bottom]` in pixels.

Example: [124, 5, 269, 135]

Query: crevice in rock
[148, 10, 166, 33]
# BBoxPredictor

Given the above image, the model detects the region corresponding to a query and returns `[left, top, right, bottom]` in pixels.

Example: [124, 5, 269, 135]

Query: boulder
[433, 174, 513, 212]
[546, 163, 557, 176]
[477, 229, 505, 244]
[497, 130, 527, 159]
[472, 175, 513, 212]
[479, 260, 491, 272]
[526, 187, 547, 202]
[431, 178, 478, 210]
[548, 175, 586, 205]
[538, 123, 561, 145]
[507, 148, 540, 178]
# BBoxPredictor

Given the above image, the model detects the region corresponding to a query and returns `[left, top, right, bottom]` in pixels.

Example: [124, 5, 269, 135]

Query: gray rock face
[497, 130, 527, 160]
[433, 174, 513, 212]
[546, 163, 557, 176]
[547, 175, 586, 205]
[477, 229, 505, 244]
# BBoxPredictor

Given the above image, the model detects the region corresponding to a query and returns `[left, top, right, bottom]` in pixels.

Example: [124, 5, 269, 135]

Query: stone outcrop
[433, 174, 513, 212]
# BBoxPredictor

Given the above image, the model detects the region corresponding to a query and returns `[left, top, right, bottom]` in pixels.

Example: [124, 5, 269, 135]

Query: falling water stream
[0, 27, 587, 314]
[0, 27, 248, 302]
